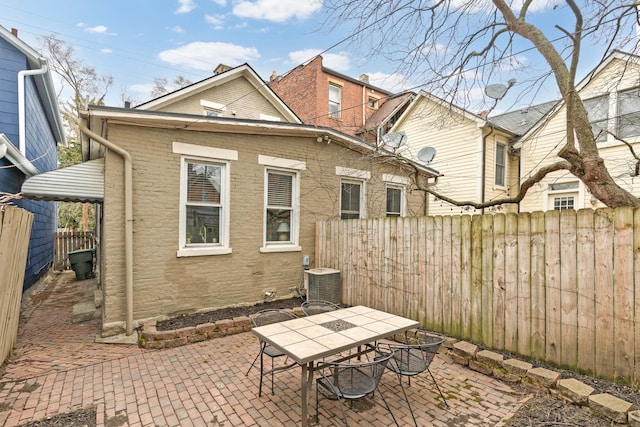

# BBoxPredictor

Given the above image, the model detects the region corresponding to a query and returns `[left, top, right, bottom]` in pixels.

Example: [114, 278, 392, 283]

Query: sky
[0, 1, 635, 111]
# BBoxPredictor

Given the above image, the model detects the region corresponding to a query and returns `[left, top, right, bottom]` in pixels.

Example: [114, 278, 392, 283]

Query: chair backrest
[324, 347, 394, 399]
[301, 300, 341, 316]
[385, 330, 445, 376]
[250, 309, 297, 327]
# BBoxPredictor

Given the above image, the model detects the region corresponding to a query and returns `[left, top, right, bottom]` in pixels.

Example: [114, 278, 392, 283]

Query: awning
[21, 158, 104, 202]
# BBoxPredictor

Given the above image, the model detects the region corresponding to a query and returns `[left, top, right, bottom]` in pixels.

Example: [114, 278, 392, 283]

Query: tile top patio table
[251, 305, 420, 426]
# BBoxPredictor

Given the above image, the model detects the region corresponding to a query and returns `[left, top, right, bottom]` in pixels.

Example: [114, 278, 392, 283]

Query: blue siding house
[0, 25, 64, 290]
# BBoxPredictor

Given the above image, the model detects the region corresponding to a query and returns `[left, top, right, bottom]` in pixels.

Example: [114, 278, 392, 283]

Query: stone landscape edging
[138, 309, 638, 425]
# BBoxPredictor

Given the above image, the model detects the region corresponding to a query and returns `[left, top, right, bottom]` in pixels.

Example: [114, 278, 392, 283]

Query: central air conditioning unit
[304, 268, 341, 304]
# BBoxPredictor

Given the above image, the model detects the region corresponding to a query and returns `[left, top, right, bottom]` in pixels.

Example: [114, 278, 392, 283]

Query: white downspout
[18, 62, 48, 156]
[80, 123, 135, 336]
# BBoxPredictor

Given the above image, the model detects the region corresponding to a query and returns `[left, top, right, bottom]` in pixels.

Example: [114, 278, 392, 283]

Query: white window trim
[494, 141, 507, 189]
[382, 173, 410, 185]
[200, 100, 226, 116]
[340, 178, 366, 219]
[386, 183, 406, 217]
[174, 144, 236, 257]
[259, 113, 281, 122]
[260, 158, 303, 253]
[337, 167, 369, 219]
[542, 180, 584, 211]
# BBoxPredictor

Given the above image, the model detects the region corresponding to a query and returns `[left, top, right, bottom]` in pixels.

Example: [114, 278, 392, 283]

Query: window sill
[177, 247, 232, 257]
[259, 245, 302, 253]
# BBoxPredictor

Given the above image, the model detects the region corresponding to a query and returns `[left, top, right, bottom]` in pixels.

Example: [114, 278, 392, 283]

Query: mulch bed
[155, 297, 302, 331]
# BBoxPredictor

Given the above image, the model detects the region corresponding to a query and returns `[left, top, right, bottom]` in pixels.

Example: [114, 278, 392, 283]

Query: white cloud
[172, 25, 186, 33]
[233, 0, 322, 23]
[211, 0, 226, 5]
[288, 49, 350, 72]
[367, 72, 412, 92]
[83, 25, 117, 36]
[100, 48, 112, 54]
[158, 42, 260, 71]
[205, 14, 225, 29]
[127, 83, 155, 96]
[176, 0, 196, 14]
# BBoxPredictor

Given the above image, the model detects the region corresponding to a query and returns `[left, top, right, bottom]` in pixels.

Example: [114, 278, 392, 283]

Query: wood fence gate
[54, 231, 96, 271]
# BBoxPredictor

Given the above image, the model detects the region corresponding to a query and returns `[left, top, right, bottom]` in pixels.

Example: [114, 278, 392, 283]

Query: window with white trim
[200, 100, 226, 117]
[182, 160, 226, 247]
[548, 181, 579, 211]
[495, 142, 507, 187]
[584, 95, 609, 142]
[617, 87, 640, 139]
[265, 169, 297, 245]
[341, 180, 364, 219]
[329, 83, 342, 119]
[386, 184, 404, 217]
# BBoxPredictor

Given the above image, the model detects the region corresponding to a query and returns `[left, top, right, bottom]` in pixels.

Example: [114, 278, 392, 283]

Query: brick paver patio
[0, 272, 529, 426]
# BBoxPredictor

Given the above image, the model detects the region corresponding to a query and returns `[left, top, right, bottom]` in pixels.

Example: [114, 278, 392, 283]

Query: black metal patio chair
[245, 309, 298, 397]
[383, 329, 448, 426]
[301, 299, 341, 316]
[315, 346, 399, 426]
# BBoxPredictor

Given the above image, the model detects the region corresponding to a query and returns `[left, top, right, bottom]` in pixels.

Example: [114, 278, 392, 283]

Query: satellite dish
[417, 146, 436, 163]
[381, 131, 407, 149]
[485, 84, 508, 100]
[485, 79, 516, 100]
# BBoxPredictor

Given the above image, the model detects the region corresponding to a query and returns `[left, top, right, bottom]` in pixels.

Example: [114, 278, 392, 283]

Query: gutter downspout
[18, 62, 48, 156]
[481, 124, 495, 215]
[80, 122, 135, 336]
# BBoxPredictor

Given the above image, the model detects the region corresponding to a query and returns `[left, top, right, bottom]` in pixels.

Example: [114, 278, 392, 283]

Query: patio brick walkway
[0, 271, 529, 426]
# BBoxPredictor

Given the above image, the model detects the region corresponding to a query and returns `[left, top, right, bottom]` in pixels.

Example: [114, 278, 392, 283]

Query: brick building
[269, 56, 401, 142]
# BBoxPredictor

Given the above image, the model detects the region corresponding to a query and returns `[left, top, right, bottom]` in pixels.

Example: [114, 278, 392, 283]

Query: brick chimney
[11, 28, 18, 37]
[359, 74, 369, 84]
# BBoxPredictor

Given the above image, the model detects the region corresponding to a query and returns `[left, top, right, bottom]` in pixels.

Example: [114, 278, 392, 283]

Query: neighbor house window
[617, 87, 640, 139]
[341, 180, 364, 219]
[367, 96, 379, 109]
[329, 83, 342, 119]
[495, 142, 506, 187]
[553, 196, 575, 211]
[548, 181, 579, 211]
[584, 95, 609, 142]
[182, 160, 226, 248]
[386, 185, 404, 217]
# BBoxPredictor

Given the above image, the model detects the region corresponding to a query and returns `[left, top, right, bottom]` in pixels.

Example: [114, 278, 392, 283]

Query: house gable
[391, 90, 517, 215]
[136, 64, 300, 123]
[517, 50, 640, 212]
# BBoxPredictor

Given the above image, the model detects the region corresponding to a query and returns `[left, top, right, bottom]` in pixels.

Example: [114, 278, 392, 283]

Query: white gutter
[80, 124, 135, 336]
[18, 63, 48, 156]
[0, 133, 39, 176]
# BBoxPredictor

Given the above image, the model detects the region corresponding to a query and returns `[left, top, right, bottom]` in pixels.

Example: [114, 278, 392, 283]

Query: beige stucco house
[388, 90, 520, 215]
[23, 63, 438, 337]
[516, 51, 640, 212]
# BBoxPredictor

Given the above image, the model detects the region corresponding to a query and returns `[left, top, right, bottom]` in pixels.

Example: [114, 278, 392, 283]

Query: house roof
[363, 91, 415, 132]
[0, 25, 65, 145]
[22, 158, 104, 202]
[489, 100, 557, 136]
[135, 63, 301, 123]
[513, 50, 639, 148]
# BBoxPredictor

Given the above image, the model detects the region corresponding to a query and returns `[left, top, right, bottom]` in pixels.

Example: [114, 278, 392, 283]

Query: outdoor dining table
[251, 305, 420, 426]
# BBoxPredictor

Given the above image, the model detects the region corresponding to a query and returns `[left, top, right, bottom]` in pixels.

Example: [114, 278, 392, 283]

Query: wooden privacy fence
[316, 207, 640, 384]
[0, 206, 33, 365]
[54, 231, 95, 271]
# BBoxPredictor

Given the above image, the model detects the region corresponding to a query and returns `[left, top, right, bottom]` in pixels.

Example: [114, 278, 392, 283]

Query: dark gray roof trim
[21, 159, 104, 202]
